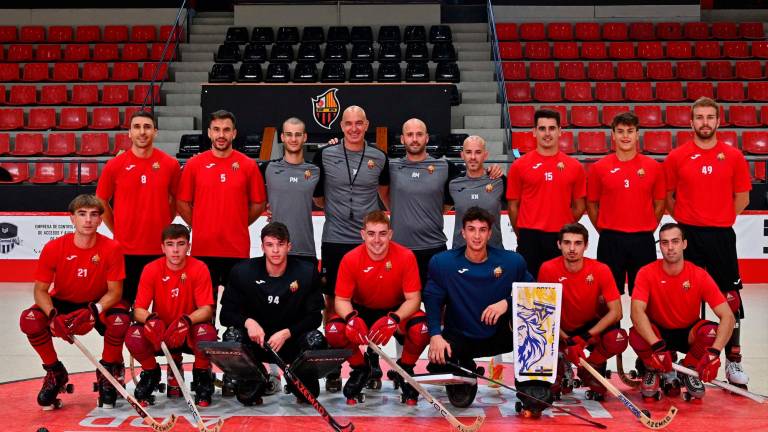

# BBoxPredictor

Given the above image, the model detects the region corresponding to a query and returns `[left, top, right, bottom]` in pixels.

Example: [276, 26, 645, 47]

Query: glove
[163, 315, 191, 349]
[48, 308, 73, 344]
[565, 332, 591, 365]
[648, 340, 673, 372]
[70, 303, 99, 336]
[344, 311, 369, 345]
[368, 312, 400, 345]
[696, 347, 721, 382]
[143, 313, 166, 351]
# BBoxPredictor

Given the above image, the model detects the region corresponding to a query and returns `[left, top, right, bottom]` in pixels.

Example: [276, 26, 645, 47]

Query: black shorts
[123, 254, 162, 306]
[411, 245, 447, 289]
[320, 242, 358, 296]
[516, 229, 560, 279]
[656, 323, 700, 355]
[440, 315, 515, 362]
[196, 256, 245, 302]
[596, 230, 656, 296]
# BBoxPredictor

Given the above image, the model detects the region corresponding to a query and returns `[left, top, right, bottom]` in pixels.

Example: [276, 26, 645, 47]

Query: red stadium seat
[0, 84, 5, 104]
[505, 82, 531, 102]
[519, 23, 545, 41]
[666, 105, 691, 127]
[581, 42, 607, 59]
[0, 63, 19, 82]
[736, 60, 764, 80]
[609, 41, 635, 59]
[111, 62, 140, 81]
[20, 26, 45, 43]
[150, 42, 176, 61]
[9, 85, 36, 105]
[499, 42, 522, 60]
[102, 84, 129, 105]
[93, 44, 119, 62]
[502, 62, 526, 80]
[0, 133, 8, 154]
[602, 105, 630, 126]
[564, 82, 593, 102]
[52, 63, 79, 82]
[742, 131, 768, 154]
[716, 130, 738, 147]
[30, 162, 64, 184]
[65, 162, 99, 184]
[512, 131, 536, 153]
[587, 61, 614, 80]
[602, 23, 628, 41]
[524, 41, 550, 59]
[656, 81, 685, 102]
[547, 23, 573, 41]
[26, 108, 56, 130]
[712, 22, 738, 40]
[723, 41, 750, 59]
[0, 162, 29, 183]
[748, 82, 768, 101]
[104, 25, 129, 42]
[0, 108, 23, 130]
[558, 61, 585, 80]
[694, 41, 722, 59]
[541, 105, 569, 127]
[160, 25, 184, 42]
[533, 82, 561, 102]
[687, 82, 714, 100]
[7, 45, 33, 62]
[637, 41, 664, 59]
[553, 42, 579, 59]
[122, 43, 149, 61]
[63, 44, 90, 62]
[647, 61, 675, 80]
[141, 62, 168, 81]
[676, 130, 694, 148]
[75, 26, 100, 43]
[47, 133, 76, 156]
[716, 82, 745, 102]
[82, 62, 109, 82]
[739, 22, 765, 40]
[617, 61, 644, 80]
[636, 105, 664, 127]
[629, 22, 655, 41]
[666, 41, 693, 59]
[529, 61, 556, 80]
[676, 61, 704, 80]
[22, 63, 49, 82]
[578, 131, 608, 154]
[625, 82, 654, 102]
[706, 60, 733, 79]
[729, 105, 759, 127]
[11, 133, 43, 155]
[0, 26, 17, 43]
[35, 45, 61, 62]
[762, 106, 768, 125]
[509, 105, 535, 127]
[656, 22, 683, 40]
[644, 131, 674, 154]
[80, 132, 111, 155]
[752, 41, 768, 58]
[595, 82, 623, 102]
[495, 23, 518, 41]
[558, 131, 575, 154]
[684, 22, 710, 40]
[113, 133, 132, 154]
[575, 23, 601, 41]
[90, 107, 120, 129]
[719, 105, 731, 127]
[131, 25, 158, 42]
[121, 106, 142, 129]
[48, 26, 73, 43]
[70, 84, 99, 105]
[571, 105, 600, 127]
[58, 107, 88, 129]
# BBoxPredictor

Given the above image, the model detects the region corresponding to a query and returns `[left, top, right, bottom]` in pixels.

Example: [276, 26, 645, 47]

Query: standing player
[538, 223, 627, 401]
[664, 97, 752, 387]
[19, 195, 129, 409]
[587, 112, 664, 295]
[506, 109, 586, 278]
[325, 211, 429, 405]
[124, 224, 217, 407]
[629, 223, 735, 400]
[96, 110, 180, 304]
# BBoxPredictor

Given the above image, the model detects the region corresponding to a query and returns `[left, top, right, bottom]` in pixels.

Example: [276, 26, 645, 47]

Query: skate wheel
[515, 401, 522, 413]
[683, 392, 692, 402]
[157, 383, 166, 393]
[654, 392, 662, 401]
[629, 370, 638, 379]
[64, 384, 74, 394]
[346, 398, 357, 406]
[197, 400, 210, 408]
[139, 400, 149, 407]
[573, 379, 582, 388]
[367, 379, 382, 390]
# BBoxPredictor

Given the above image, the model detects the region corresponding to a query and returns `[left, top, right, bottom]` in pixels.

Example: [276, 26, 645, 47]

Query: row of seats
[224, 25, 451, 46]
[504, 81, 768, 102]
[0, 105, 156, 130]
[496, 22, 765, 42]
[0, 132, 129, 156]
[0, 84, 160, 106]
[0, 25, 183, 44]
[498, 40, 768, 60]
[0, 161, 103, 184]
[209, 61, 460, 83]
[502, 60, 767, 81]
[0, 62, 167, 82]
[509, 104, 768, 128]
[0, 43, 176, 62]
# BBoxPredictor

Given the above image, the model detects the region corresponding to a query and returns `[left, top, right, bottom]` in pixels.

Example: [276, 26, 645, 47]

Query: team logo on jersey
[717, 152, 726, 161]
[690, 154, 701, 160]
[556, 161, 565, 171]
[162, 276, 170, 283]
[637, 168, 645, 177]
[485, 183, 493, 192]
[558, 276, 567, 282]
[152, 161, 160, 170]
[493, 266, 503, 278]
[586, 274, 594, 285]
[65, 255, 78, 261]
[91, 254, 100, 264]
[232, 162, 240, 171]
[427, 165, 435, 174]
[132, 328, 141, 336]
[367, 159, 375, 169]
[683, 280, 691, 291]
[610, 168, 620, 174]
[180, 272, 187, 282]
[457, 268, 469, 274]
[385, 261, 392, 271]
[312, 88, 340, 129]
[304, 169, 312, 180]
[289, 280, 299, 293]
[0, 222, 20, 254]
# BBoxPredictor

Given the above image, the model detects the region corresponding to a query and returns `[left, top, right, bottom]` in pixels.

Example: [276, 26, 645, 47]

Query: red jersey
[134, 257, 214, 325]
[335, 242, 421, 310]
[632, 260, 726, 330]
[587, 153, 665, 232]
[506, 151, 586, 232]
[96, 148, 180, 255]
[664, 141, 751, 227]
[177, 150, 266, 258]
[538, 256, 620, 333]
[36, 233, 125, 304]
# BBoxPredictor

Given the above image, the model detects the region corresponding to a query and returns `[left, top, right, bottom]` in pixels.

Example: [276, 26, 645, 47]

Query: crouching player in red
[124, 224, 218, 407]
[19, 195, 129, 409]
[629, 223, 735, 400]
[538, 223, 627, 401]
[325, 211, 429, 405]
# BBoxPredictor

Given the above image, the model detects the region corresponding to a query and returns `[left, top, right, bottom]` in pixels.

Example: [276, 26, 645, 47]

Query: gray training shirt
[313, 141, 389, 244]
[449, 174, 506, 249]
[389, 156, 458, 250]
[260, 158, 320, 257]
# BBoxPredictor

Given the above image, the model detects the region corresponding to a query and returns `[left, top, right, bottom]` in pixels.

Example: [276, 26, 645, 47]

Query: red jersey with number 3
[36, 233, 125, 304]
[664, 141, 751, 227]
[335, 242, 421, 310]
[538, 256, 620, 332]
[587, 153, 665, 232]
[96, 149, 180, 255]
[134, 257, 214, 325]
[177, 150, 266, 258]
[632, 260, 726, 329]
[506, 151, 586, 232]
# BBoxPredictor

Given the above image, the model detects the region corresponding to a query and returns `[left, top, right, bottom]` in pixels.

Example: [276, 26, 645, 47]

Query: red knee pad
[725, 290, 741, 314]
[598, 328, 629, 356]
[103, 308, 130, 339]
[19, 307, 49, 336]
[325, 316, 350, 348]
[125, 325, 155, 360]
[403, 313, 430, 349]
[190, 323, 217, 344]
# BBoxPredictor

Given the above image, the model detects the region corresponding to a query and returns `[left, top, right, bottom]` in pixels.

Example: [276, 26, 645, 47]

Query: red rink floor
[3, 361, 766, 432]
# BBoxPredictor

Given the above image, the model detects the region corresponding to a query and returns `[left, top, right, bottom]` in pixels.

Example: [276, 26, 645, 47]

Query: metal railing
[487, 0, 512, 157]
[142, 0, 189, 111]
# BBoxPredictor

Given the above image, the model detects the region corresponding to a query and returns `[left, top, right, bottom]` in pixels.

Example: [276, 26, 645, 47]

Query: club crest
[91, 254, 100, 264]
[290, 280, 299, 292]
[485, 183, 494, 192]
[312, 88, 340, 130]
[304, 169, 312, 180]
[231, 161, 240, 171]
[367, 159, 376, 169]
[152, 161, 160, 170]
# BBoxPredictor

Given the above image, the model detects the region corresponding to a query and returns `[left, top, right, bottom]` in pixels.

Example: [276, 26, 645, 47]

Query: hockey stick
[72, 336, 177, 432]
[671, 363, 765, 404]
[580, 359, 677, 430]
[160, 342, 225, 432]
[366, 340, 484, 432]
[616, 354, 640, 388]
[447, 361, 606, 429]
[265, 344, 354, 432]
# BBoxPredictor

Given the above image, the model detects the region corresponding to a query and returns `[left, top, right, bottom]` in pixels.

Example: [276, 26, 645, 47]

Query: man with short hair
[506, 109, 586, 279]
[664, 97, 752, 387]
[125, 224, 217, 407]
[96, 110, 180, 304]
[587, 112, 665, 295]
[19, 195, 129, 409]
[629, 223, 735, 400]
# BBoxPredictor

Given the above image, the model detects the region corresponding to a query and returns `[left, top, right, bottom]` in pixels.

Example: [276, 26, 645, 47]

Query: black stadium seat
[378, 42, 402, 62]
[435, 62, 460, 83]
[377, 62, 402, 82]
[242, 43, 267, 63]
[276, 26, 299, 44]
[214, 44, 240, 63]
[237, 63, 263, 82]
[405, 42, 428, 62]
[351, 42, 374, 62]
[297, 43, 321, 62]
[327, 26, 350, 44]
[251, 27, 274, 44]
[293, 62, 318, 82]
[324, 42, 348, 62]
[265, 63, 290, 83]
[432, 42, 457, 62]
[321, 62, 346, 82]
[405, 62, 430, 82]
[225, 27, 249, 45]
[208, 63, 235, 83]
[270, 43, 294, 62]
[378, 26, 401, 44]
[301, 26, 324, 43]
[349, 62, 374, 82]
[405, 25, 427, 43]
[429, 25, 453, 43]
[351, 26, 373, 43]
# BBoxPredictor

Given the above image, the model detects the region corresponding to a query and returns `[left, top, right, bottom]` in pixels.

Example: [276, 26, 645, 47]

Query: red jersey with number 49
[177, 150, 266, 258]
[587, 153, 665, 232]
[632, 260, 726, 330]
[96, 149, 180, 255]
[538, 256, 620, 333]
[134, 257, 214, 325]
[36, 233, 125, 304]
[335, 242, 421, 310]
[664, 141, 751, 227]
[506, 151, 586, 232]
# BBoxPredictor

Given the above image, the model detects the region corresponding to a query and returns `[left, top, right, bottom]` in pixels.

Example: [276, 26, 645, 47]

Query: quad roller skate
[94, 361, 124, 408]
[552, 353, 580, 400]
[680, 364, 705, 402]
[515, 381, 552, 418]
[386, 360, 419, 406]
[134, 366, 165, 406]
[366, 348, 383, 390]
[641, 369, 662, 401]
[37, 361, 73, 410]
[578, 362, 608, 401]
[343, 362, 371, 405]
[661, 370, 681, 397]
[192, 368, 214, 407]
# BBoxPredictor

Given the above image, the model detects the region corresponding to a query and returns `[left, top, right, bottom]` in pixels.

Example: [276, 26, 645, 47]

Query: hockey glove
[565, 332, 591, 365]
[48, 308, 73, 343]
[648, 340, 673, 372]
[344, 311, 369, 345]
[143, 313, 166, 351]
[368, 312, 400, 345]
[70, 303, 99, 336]
[696, 347, 721, 382]
[163, 315, 191, 349]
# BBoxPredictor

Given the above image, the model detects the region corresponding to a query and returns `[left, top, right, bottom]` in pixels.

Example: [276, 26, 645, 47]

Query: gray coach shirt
[390, 156, 458, 250]
[260, 159, 320, 257]
[449, 174, 506, 249]
[313, 141, 389, 244]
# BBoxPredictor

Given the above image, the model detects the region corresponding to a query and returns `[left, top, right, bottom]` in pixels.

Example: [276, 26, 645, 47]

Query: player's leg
[124, 324, 163, 405]
[386, 311, 429, 405]
[283, 330, 328, 403]
[19, 305, 70, 409]
[597, 230, 630, 295]
[626, 231, 657, 296]
[580, 327, 629, 400]
[94, 303, 130, 408]
[188, 322, 218, 407]
[629, 324, 665, 399]
[516, 229, 543, 279]
[325, 314, 368, 403]
[679, 320, 719, 399]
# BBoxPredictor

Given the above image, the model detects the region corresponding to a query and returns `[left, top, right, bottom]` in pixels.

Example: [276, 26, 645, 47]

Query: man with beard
[664, 97, 752, 388]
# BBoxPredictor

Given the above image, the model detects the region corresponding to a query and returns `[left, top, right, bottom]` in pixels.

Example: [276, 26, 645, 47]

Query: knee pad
[223, 326, 245, 343]
[299, 330, 328, 351]
[103, 309, 130, 339]
[324, 316, 349, 348]
[124, 325, 154, 359]
[19, 307, 49, 336]
[403, 314, 430, 349]
[692, 320, 718, 347]
[191, 323, 217, 343]
[598, 328, 629, 356]
[725, 290, 741, 314]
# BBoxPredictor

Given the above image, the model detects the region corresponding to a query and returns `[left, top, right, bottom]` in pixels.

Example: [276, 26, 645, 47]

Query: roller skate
[661, 370, 681, 397]
[578, 361, 607, 401]
[264, 371, 281, 396]
[192, 368, 214, 407]
[641, 369, 662, 401]
[134, 366, 164, 406]
[37, 361, 73, 410]
[515, 381, 552, 418]
[387, 360, 418, 406]
[680, 363, 705, 401]
[95, 361, 124, 408]
[366, 349, 383, 390]
[552, 353, 579, 400]
[221, 373, 236, 398]
[166, 357, 183, 398]
[325, 366, 342, 393]
[343, 362, 370, 405]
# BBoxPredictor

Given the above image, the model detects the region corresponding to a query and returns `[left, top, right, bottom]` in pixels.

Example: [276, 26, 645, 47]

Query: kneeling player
[220, 222, 325, 405]
[629, 223, 735, 400]
[538, 223, 627, 401]
[325, 211, 429, 405]
[125, 224, 217, 406]
[19, 195, 129, 409]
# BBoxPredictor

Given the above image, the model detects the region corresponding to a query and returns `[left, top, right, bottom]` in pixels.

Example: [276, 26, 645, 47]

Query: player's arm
[393, 290, 421, 322]
[312, 197, 325, 208]
[507, 199, 520, 234]
[97, 197, 115, 233]
[653, 199, 665, 222]
[334, 296, 354, 320]
[571, 196, 586, 221]
[188, 304, 214, 325]
[33, 281, 54, 316]
[630, 299, 660, 345]
[710, 302, 735, 352]
[378, 185, 390, 210]
[734, 191, 749, 215]
[586, 200, 599, 230]
[665, 191, 676, 216]
[176, 200, 193, 225]
[248, 200, 266, 225]
[97, 280, 123, 311]
[133, 307, 151, 323]
[588, 298, 622, 336]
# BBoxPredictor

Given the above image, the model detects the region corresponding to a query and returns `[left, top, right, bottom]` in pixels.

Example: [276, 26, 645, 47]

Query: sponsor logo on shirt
[532, 163, 542, 170]
[66, 255, 78, 261]
[457, 268, 469, 274]
[363, 266, 374, 273]
[125, 165, 136, 171]
[610, 168, 620, 174]
[205, 163, 216, 169]
[558, 276, 567, 282]
[254, 280, 266, 285]
[162, 276, 170, 282]
[690, 154, 701, 160]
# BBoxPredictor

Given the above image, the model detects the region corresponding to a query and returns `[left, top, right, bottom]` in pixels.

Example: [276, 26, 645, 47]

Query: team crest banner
[312, 88, 340, 129]
[512, 282, 562, 384]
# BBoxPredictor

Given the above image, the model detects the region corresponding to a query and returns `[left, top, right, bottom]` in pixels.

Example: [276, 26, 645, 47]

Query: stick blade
[201, 418, 225, 432]
[460, 414, 485, 432]
[150, 413, 177, 432]
[639, 406, 677, 430]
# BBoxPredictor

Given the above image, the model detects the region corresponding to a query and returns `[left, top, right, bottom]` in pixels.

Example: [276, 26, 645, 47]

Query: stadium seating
[30, 162, 64, 184]
[65, 162, 99, 184]
[11, 133, 44, 156]
[45, 133, 76, 156]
